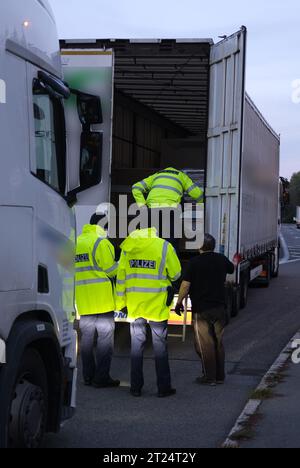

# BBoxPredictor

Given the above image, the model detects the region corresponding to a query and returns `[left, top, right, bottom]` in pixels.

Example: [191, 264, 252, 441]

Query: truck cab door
[61, 49, 114, 233]
[206, 27, 247, 262]
[26, 62, 76, 336]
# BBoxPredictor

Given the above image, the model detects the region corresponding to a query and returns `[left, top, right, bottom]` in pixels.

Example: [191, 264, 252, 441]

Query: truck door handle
[38, 265, 49, 294]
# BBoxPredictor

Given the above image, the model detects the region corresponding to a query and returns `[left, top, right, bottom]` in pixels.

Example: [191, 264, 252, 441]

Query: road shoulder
[222, 330, 300, 448]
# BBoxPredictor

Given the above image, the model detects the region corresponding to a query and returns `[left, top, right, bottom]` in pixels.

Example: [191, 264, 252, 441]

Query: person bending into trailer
[132, 167, 204, 251]
[175, 234, 234, 386]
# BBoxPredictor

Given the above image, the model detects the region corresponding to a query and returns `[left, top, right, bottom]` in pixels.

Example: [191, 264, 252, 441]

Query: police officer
[75, 215, 120, 388]
[116, 227, 181, 398]
[132, 167, 204, 208]
[132, 167, 204, 250]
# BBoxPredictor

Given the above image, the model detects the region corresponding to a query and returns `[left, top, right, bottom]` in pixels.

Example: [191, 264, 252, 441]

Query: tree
[282, 172, 300, 223]
[289, 172, 300, 207]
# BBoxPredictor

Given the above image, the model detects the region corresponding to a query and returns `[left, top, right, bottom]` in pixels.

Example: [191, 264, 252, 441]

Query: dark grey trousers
[80, 312, 115, 384]
[130, 318, 172, 393]
[193, 308, 226, 382]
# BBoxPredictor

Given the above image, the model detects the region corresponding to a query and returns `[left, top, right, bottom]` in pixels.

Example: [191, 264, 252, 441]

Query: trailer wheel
[240, 271, 250, 309]
[231, 286, 241, 318]
[8, 348, 48, 448]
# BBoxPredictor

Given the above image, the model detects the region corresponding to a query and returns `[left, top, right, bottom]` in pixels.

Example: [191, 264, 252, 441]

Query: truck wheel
[231, 286, 241, 318]
[240, 272, 249, 309]
[5, 348, 48, 448]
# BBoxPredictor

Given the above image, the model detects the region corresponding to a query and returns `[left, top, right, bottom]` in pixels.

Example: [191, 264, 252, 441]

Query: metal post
[182, 296, 188, 342]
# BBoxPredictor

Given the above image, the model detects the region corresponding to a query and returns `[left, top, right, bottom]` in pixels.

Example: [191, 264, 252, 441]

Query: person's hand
[175, 303, 184, 316]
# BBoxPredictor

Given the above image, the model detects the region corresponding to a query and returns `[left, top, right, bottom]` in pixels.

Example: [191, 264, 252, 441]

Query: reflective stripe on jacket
[132, 167, 204, 208]
[116, 228, 182, 322]
[75, 225, 118, 316]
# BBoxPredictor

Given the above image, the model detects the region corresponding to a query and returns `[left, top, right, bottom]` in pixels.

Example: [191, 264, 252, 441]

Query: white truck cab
[0, 0, 103, 448]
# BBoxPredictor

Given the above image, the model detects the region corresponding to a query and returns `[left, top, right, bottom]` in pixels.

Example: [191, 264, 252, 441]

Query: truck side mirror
[79, 132, 103, 190]
[76, 91, 103, 128]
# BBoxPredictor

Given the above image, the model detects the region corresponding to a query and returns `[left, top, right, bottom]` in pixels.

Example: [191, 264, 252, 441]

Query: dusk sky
[50, 0, 300, 179]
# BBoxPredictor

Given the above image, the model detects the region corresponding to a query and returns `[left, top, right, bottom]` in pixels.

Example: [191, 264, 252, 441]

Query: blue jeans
[130, 318, 172, 393]
[80, 313, 115, 384]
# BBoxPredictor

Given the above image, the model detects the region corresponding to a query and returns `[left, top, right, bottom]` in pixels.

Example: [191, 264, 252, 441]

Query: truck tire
[240, 271, 250, 310]
[0, 320, 63, 449]
[0, 348, 48, 448]
[231, 286, 241, 318]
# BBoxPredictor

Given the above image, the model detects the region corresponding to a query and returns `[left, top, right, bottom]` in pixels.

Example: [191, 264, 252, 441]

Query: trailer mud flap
[0, 339, 5, 364]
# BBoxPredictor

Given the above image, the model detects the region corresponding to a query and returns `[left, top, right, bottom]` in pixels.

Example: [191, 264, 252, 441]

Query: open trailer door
[61, 48, 114, 231]
[205, 27, 247, 263]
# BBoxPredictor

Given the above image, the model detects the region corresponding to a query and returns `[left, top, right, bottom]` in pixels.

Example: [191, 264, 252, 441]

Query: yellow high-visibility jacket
[132, 167, 204, 208]
[75, 225, 118, 316]
[116, 228, 182, 322]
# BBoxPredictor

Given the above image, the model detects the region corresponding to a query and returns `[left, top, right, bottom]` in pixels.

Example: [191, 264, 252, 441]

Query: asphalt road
[45, 254, 300, 449]
[281, 223, 300, 261]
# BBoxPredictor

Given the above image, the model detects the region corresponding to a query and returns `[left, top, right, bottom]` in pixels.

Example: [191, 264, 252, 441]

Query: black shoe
[130, 389, 142, 397]
[216, 380, 225, 385]
[158, 388, 176, 398]
[195, 376, 216, 387]
[93, 378, 121, 388]
[84, 379, 92, 386]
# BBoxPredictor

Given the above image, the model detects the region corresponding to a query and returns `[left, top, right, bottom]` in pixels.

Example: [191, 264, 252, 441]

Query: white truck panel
[0, 207, 34, 292]
[240, 96, 280, 257]
[61, 50, 114, 232]
[0, 0, 61, 77]
[206, 28, 247, 262]
[0, 41, 38, 338]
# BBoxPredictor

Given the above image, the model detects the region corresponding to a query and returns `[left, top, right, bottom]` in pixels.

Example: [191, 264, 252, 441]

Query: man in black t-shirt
[175, 234, 234, 386]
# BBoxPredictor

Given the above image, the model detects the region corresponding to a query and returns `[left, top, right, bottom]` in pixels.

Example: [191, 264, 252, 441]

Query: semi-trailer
[61, 29, 280, 316]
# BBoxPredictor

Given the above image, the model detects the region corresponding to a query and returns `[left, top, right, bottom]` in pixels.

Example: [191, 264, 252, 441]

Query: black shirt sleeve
[183, 261, 193, 283]
[225, 257, 235, 274]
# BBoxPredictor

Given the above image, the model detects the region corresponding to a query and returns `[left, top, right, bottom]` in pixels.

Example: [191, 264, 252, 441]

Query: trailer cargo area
[106, 40, 211, 256]
[109, 40, 210, 201]
[61, 33, 245, 255]
[61, 28, 280, 307]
